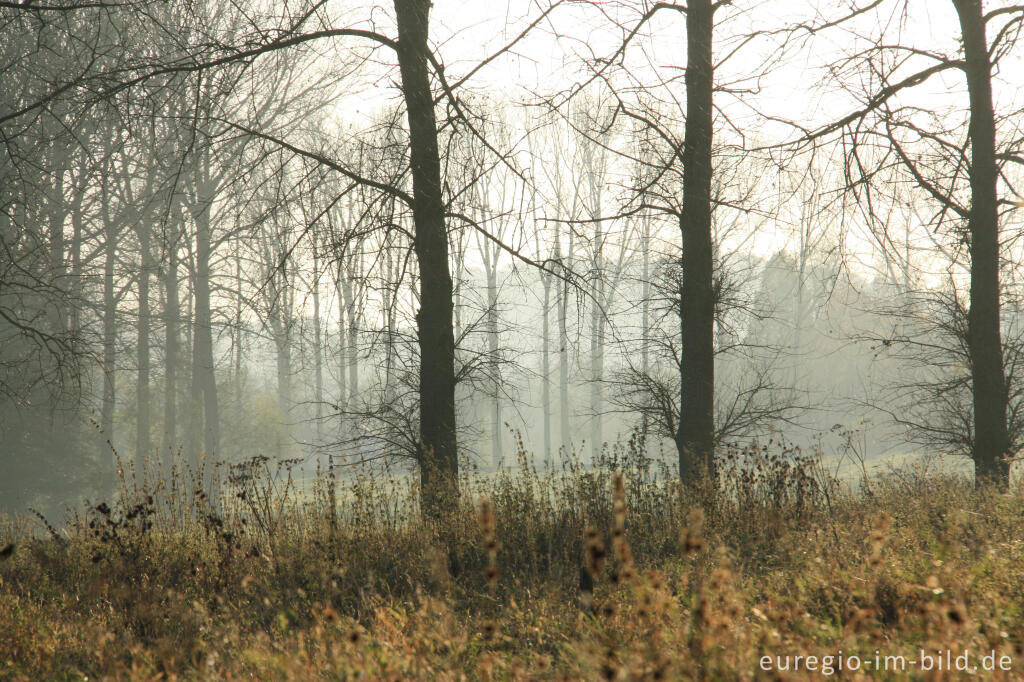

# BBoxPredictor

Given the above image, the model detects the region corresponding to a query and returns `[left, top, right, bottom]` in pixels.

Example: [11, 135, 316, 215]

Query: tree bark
[312, 242, 324, 442]
[590, 237, 604, 467]
[163, 227, 180, 472]
[136, 194, 152, 478]
[394, 0, 459, 517]
[557, 225, 571, 456]
[954, 0, 1010, 489]
[676, 0, 716, 484]
[541, 265, 553, 467]
[100, 167, 117, 495]
[485, 248, 502, 469]
[640, 212, 651, 446]
[192, 170, 220, 503]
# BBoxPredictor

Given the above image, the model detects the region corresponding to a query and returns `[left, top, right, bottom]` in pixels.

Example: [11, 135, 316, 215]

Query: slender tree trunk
[192, 177, 220, 503]
[590, 239, 604, 466]
[274, 317, 293, 440]
[676, 0, 716, 484]
[793, 212, 808, 389]
[136, 200, 152, 478]
[163, 225, 180, 469]
[100, 176, 117, 495]
[342, 261, 360, 421]
[312, 245, 324, 442]
[47, 165, 66, 335]
[640, 212, 651, 446]
[336, 262, 348, 435]
[69, 185, 84, 348]
[954, 0, 1010, 489]
[394, 0, 459, 517]
[233, 235, 243, 463]
[557, 226, 571, 456]
[486, 256, 502, 469]
[541, 269, 552, 467]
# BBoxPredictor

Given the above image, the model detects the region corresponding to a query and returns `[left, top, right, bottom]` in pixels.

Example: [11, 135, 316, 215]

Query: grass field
[2, 441, 1023, 680]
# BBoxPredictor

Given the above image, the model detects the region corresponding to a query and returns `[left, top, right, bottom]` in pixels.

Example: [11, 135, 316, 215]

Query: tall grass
[2, 438, 1023, 679]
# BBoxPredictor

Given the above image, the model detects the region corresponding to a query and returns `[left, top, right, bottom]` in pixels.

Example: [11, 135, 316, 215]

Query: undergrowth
[1, 438, 1023, 680]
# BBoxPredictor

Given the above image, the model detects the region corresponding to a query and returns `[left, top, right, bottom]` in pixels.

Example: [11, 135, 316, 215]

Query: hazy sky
[306, 1, 1024, 283]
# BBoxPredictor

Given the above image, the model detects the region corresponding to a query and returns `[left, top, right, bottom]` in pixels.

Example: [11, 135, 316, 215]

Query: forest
[2, 0, 1024, 679]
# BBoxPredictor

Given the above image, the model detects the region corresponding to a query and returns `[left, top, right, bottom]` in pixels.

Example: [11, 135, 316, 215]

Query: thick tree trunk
[954, 0, 1010, 489]
[394, 0, 459, 517]
[676, 0, 716, 484]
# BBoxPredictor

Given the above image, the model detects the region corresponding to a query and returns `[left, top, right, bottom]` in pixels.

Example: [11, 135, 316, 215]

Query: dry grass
[2, 440, 1024, 680]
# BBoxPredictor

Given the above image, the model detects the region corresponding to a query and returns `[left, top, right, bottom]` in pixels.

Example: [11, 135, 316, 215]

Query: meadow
[2, 440, 1023, 680]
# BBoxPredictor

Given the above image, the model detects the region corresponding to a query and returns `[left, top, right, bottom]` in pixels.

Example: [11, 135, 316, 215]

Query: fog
[3, 0, 1024, 518]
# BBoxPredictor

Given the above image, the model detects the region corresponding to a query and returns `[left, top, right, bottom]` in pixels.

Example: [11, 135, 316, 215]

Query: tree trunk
[341, 258, 360, 440]
[70, 184, 84, 338]
[233, 235, 244, 462]
[100, 176, 117, 495]
[676, 0, 716, 484]
[136, 200, 152, 478]
[486, 254, 502, 469]
[47, 162, 66, 335]
[274, 315, 293, 448]
[954, 0, 1010, 489]
[640, 212, 651, 446]
[394, 0, 459, 517]
[541, 268, 552, 467]
[590, 245, 604, 467]
[163, 218, 180, 471]
[557, 225, 571, 456]
[312, 244, 324, 442]
[192, 175, 220, 504]
[336, 262, 348, 438]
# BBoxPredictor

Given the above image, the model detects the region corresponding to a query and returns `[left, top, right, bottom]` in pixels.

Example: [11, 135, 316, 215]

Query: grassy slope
[2, 443, 1023, 680]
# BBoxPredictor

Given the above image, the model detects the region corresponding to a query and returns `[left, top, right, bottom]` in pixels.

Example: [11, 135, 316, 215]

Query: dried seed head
[484, 565, 500, 586]
[680, 508, 706, 557]
[586, 542, 607, 576]
[479, 498, 499, 590]
[612, 474, 627, 529]
[478, 499, 495, 539]
[946, 602, 967, 625]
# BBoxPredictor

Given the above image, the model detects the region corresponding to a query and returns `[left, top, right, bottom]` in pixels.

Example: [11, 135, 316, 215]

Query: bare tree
[793, 0, 1024, 488]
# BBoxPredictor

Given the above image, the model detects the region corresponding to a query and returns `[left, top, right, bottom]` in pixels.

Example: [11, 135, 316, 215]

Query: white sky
[301, 1, 1024, 285]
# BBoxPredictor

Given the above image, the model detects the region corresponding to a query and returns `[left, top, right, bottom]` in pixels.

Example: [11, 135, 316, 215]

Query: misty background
[3, 0, 1023, 517]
